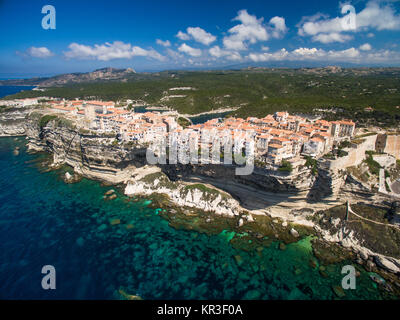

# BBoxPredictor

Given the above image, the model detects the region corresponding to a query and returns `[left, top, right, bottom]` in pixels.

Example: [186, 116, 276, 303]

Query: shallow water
[0, 137, 387, 299]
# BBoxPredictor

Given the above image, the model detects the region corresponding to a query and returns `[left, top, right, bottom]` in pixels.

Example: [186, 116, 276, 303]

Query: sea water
[0, 137, 387, 299]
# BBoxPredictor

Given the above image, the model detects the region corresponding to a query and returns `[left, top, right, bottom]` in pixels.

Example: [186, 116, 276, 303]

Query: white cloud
[176, 31, 190, 40]
[248, 47, 364, 63]
[25, 46, 54, 58]
[248, 48, 289, 62]
[209, 46, 242, 61]
[223, 9, 269, 51]
[187, 27, 216, 45]
[222, 10, 288, 51]
[312, 32, 353, 43]
[269, 16, 288, 38]
[359, 43, 372, 51]
[297, 0, 400, 43]
[166, 48, 184, 60]
[156, 39, 171, 47]
[367, 32, 375, 38]
[64, 41, 165, 61]
[261, 46, 269, 51]
[178, 43, 202, 57]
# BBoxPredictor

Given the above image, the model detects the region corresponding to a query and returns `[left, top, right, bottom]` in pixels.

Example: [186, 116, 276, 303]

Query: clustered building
[24, 98, 356, 168]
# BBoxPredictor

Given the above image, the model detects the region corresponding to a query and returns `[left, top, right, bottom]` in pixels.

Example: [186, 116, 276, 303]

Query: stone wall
[384, 135, 400, 160]
[324, 134, 378, 171]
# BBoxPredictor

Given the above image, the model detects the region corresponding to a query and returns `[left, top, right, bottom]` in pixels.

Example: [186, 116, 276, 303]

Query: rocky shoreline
[8, 112, 400, 297]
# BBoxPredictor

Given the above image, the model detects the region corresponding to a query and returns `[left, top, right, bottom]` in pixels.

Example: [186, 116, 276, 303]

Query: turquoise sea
[0, 137, 389, 300]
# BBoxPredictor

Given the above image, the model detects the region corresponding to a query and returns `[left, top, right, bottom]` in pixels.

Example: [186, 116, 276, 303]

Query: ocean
[0, 86, 35, 99]
[0, 137, 387, 299]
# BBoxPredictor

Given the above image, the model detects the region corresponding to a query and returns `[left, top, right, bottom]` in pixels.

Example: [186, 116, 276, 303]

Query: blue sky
[0, 0, 400, 77]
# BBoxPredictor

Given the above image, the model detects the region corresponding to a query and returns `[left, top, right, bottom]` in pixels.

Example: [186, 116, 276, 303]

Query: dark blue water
[134, 106, 231, 124]
[0, 137, 388, 300]
[0, 86, 35, 98]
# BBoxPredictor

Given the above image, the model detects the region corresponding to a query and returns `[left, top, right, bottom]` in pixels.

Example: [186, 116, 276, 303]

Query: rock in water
[105, 189, 115, 196]
[76, 237, 85, 247]
[309, 259, 317, 269]
[118, 288, 143, 300]
[279, 242, 286, 251]
[290, 228, 299, 238]
[332, 285, 346, 298]
[110, 218, 121, 226]
[108, 194, 117, 200]
[238, 218, 244, 227]
[65, 172, 72, 181]
[243, 290, 261, 300]
[234, 255, 243, 266]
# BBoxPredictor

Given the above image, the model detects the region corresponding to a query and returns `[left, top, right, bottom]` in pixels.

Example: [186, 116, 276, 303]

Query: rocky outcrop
[25, 113, 148, 184]
[0, 107, 32, 136]
[125, 172, 241, 217]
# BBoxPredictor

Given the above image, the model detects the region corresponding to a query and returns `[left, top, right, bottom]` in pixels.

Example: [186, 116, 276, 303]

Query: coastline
[3, 134, 400, 299]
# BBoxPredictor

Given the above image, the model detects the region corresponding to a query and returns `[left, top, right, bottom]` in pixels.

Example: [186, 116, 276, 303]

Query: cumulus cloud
[222, 10, 288, 51]
[175, 27, 216, 45]
[248, 49, 289, 62]
[156, 39, 171, 47]
[359, 43, 372, 51]
[269, 16, 288, 38]
[63, 41, 165, 61]
[298, 0, 400, 43]
[245, 46, 400, 64]
[176, 31, 191, 40]
[21, 46, 54, 58]
[312, 32, 353, 43]
[209, 46, 242, 61]
[178, 43, 202, 57]
[223, 9, 269, 51]
[187, 27, 216, 45]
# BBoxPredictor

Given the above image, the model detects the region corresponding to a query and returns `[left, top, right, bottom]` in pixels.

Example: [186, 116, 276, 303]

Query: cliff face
[25, 116, 147, 183]
[125, 171, 242, 217]
[0, 107, 32, 136]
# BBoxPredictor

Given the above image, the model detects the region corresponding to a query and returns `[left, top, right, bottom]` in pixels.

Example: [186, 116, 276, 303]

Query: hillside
[2, 67, 400, 126]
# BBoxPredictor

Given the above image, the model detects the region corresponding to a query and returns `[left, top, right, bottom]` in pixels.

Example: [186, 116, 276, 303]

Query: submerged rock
[290, 228, 299, 238]
[110, 218, 121, 226]
[234, 255, 243, 266]
[279, 242, 286, 251]
[105, 189, 115, 196]
[117, 288, 143, 300]
[108, 194, 117, 200]
[243, 290, 261, 300]
[76, 237, 85, 247]
[332, 285, 346, 298]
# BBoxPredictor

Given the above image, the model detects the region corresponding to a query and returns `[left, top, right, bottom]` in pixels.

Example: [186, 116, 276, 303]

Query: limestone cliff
[25, 112, 148, 184]
[0, 107, 32, 136]
[125, 171, 242, 217]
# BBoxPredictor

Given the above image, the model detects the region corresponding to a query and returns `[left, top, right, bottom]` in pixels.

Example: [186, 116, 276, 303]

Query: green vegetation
[305, 156, 318, 175]
[339, 140, 351, 149]
[4, 69, 400, 127]
[314, 204, 400, 259]
[278, 160, 293, 173]
[55, 117, 75, 129]
[39, 115, 57, 129]
[177, 117, 191, 128]
[337, 149, 348, 157]
[364, 150, 382, 176]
